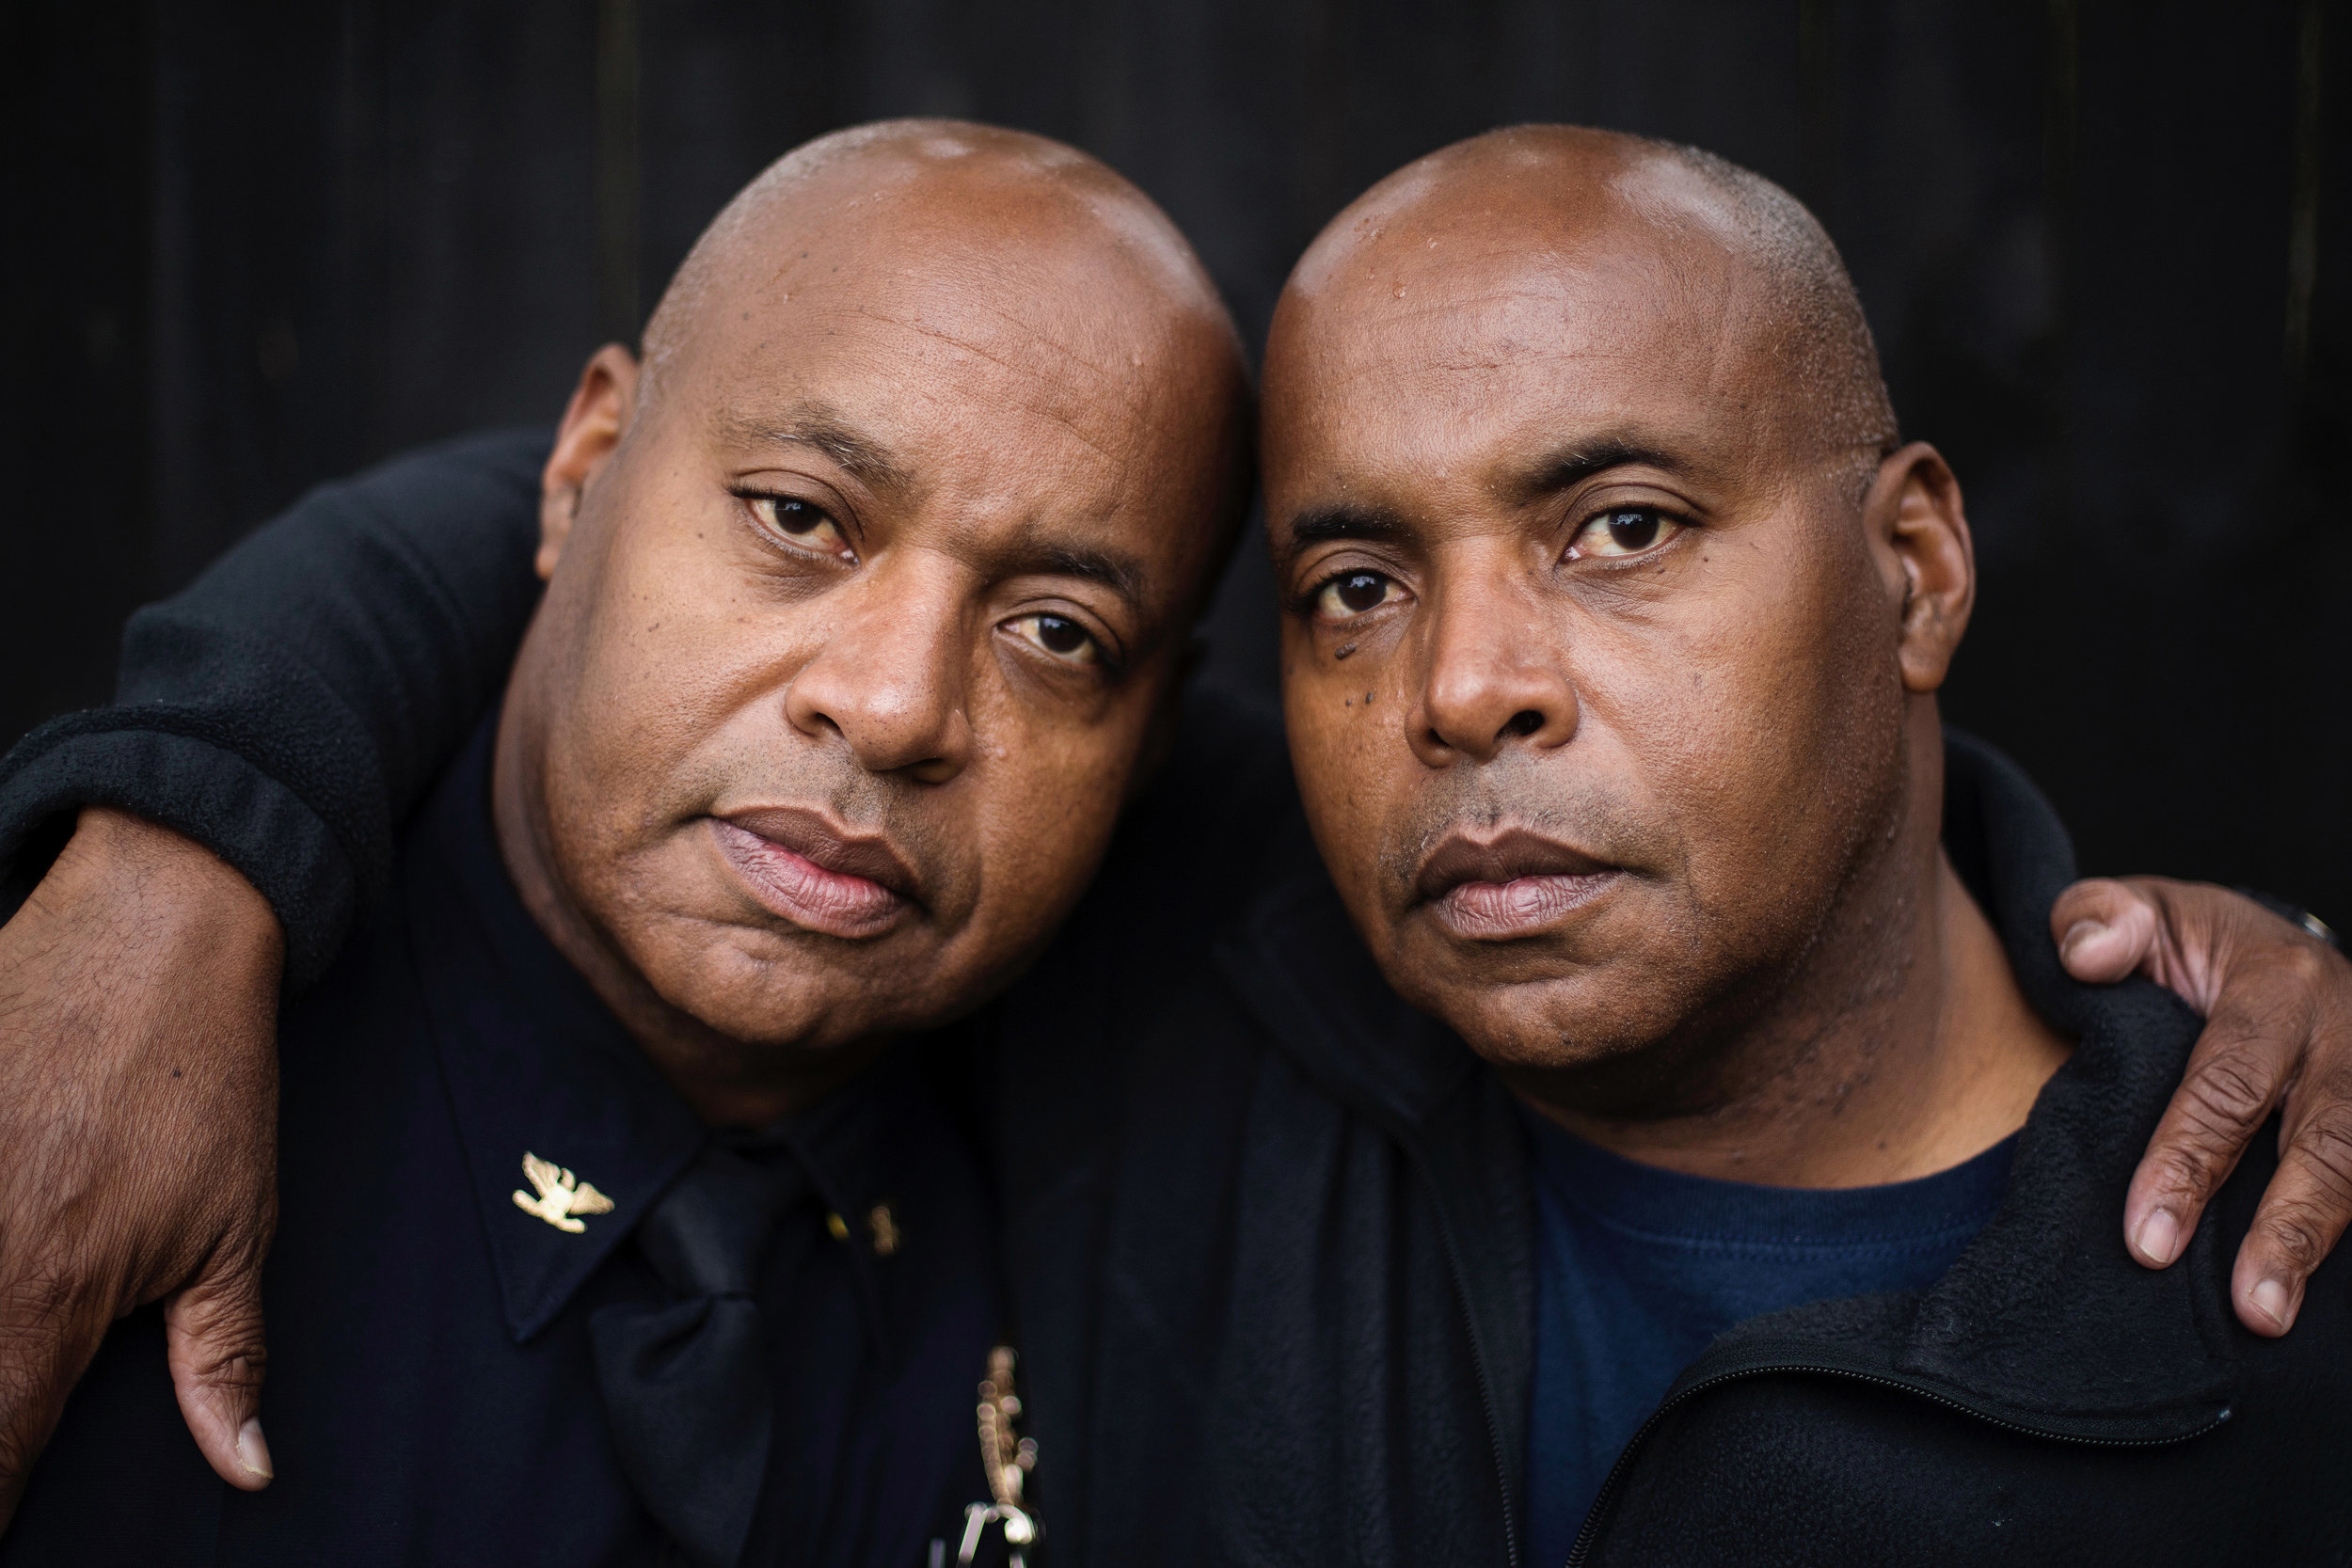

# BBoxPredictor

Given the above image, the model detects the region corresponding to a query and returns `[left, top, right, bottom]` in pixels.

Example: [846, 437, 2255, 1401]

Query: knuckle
[2177, 1047, 2280, 1132]
[2279, 942, 2331, 990]
[200, 1345, 268, 1390]
[2143, 1143, 2226, 1198]
[2287, 1114, 2352, 1197]
[2256, 1201, 2331, 1274]
[2053, 880, 2115, 922]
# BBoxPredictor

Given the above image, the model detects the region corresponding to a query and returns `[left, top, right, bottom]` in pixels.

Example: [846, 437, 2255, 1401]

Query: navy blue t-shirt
[1521, 1109, 2017, 1566]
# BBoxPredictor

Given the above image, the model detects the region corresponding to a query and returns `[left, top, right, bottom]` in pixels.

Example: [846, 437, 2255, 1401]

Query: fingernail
[2133, 1208, 2181, 1267]
[236, 1417, 273, 1481]
[2249, 1276, 2296, 1334]
[2060, 918, 2107, 964]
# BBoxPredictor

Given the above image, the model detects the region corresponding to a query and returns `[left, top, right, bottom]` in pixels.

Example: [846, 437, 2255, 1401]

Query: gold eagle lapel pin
[512, 1151, 615, 1233]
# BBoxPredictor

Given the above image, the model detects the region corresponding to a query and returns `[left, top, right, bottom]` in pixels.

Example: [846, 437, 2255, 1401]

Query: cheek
[1593, 546, 1905, 952]
[558, 553, 802, 820]
[1281, 629, 1416, 914]
[959, 673, 1154, 939]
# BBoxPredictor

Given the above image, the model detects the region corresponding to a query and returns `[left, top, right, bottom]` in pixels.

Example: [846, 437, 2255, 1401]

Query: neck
[490, 691, 882, 1129]
[1512, 734, 2071, 1188]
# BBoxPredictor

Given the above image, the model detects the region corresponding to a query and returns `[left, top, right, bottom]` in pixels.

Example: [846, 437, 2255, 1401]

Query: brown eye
[1009, 611, 1100, 666]
[1314, 570, 1399, 620]
[747, 495, 854, 560]
[1571, 507, 1682, 561]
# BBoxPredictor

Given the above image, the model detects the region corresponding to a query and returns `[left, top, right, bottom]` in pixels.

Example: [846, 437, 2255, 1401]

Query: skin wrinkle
[832, 293, 1166, 542]
[1265, 125, 2059, 1187]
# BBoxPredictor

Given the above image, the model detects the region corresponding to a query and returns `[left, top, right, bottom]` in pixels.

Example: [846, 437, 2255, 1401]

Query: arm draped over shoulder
[0, 429, 550, 985]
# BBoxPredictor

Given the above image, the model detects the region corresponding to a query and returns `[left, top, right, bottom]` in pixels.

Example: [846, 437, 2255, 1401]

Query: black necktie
[589, 1144, 807, 1568]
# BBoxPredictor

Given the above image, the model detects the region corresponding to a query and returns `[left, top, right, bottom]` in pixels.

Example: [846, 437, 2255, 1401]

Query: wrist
[58, 807, 285, 975]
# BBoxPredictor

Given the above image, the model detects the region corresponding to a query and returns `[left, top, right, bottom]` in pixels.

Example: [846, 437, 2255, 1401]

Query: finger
[2231, 1080, 2352, 1336]
[0, 1263, 114, 1528]
[2052, 879, 2163, 986]
[2123, 994, 2297, 1270]
[164, 1253, 272, 1490]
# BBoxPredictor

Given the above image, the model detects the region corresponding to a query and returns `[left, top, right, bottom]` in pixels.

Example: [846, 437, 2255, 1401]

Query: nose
[781, 557, 973, 783]
[1408, 563, 1580, 768]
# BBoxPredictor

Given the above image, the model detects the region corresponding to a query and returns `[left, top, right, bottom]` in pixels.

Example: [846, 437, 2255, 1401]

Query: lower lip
[1431, 871, 1621, 940]
[710, 820, 909, 939]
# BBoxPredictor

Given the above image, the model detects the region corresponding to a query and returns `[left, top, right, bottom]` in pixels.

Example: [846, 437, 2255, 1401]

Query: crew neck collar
[1520, 1108, 2019, 1250]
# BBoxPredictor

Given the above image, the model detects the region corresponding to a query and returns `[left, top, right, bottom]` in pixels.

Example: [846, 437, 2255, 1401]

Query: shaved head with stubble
[500, 120, 1251, 1127]
[1264, 125, 2069, 1187]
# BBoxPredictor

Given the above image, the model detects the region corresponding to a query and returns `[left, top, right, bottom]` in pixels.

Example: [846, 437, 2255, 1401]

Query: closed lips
[711, 811, 918, 939]
[1413, 828, 1621, 939]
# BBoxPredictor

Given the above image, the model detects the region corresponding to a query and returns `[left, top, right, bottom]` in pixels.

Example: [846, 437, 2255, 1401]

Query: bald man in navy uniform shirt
[13, 717, 1005, 1564]
[0, 121, 1251, 1567]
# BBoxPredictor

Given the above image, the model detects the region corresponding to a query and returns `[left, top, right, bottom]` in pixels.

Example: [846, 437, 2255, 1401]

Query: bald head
[1278, 124, 1895, 483]
[646, 120, 1242, 435]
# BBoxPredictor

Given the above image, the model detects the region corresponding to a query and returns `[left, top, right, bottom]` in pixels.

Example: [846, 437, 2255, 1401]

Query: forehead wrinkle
[858, 305, 1130, 469]
[1299, 263, 1684, 397]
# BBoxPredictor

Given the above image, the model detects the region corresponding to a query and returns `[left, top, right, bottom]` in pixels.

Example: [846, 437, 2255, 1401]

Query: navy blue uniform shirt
[6, 721, 1005, 1566]
[1521, 1110, 2017, 1567]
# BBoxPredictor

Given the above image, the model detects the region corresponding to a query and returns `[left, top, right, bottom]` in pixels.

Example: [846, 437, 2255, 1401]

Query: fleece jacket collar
[1214, 727, 2237, 1464]
[1213, 855, 1535, 1554]
[1710, 729, 2236, 1440]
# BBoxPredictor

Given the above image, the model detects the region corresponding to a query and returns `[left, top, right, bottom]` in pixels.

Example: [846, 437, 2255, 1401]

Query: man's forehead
[1271, 216, 1776, 482]
[1300, 233, 1743, 379]
[705, 255, 1149, 418]
[685, 274, 1157, 489]
[1277, 277, 1753, 472]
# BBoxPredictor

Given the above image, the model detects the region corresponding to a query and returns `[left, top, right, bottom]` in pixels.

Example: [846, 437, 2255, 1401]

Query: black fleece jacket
[3, 433, 2345, 1565]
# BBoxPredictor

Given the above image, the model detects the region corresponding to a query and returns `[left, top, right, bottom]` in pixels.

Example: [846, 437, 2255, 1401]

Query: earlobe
[536, 344, 643, 581]
[1867, 442, 1975, 694]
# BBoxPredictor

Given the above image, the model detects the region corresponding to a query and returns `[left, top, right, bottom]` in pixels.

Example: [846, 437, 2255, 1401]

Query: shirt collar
[400, 721, 705, 1342]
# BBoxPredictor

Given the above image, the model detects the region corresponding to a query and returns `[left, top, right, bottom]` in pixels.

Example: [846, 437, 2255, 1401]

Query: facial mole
[1334, 642, 1358, 660]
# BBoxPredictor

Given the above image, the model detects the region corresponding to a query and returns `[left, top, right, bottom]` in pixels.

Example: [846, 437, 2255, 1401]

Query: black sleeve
[0, 428, 549, 985]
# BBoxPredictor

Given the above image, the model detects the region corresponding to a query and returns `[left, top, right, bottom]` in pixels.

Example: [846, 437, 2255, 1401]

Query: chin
[622, 908, 911, 1049]
[1407, 957, 1706, 1073]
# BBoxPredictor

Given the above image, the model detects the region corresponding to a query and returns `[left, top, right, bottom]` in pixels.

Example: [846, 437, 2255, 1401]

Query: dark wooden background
[5, 1, 2346, 918]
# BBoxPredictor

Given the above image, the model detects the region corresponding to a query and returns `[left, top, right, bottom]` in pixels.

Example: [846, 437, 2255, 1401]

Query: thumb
[164, 1249, 273, 1491]
[2053, 878, 2164, 987]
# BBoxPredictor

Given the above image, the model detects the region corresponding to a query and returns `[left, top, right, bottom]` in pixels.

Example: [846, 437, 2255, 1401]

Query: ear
[536, 344, 643, 580]
[1863, 441, 1975, 694]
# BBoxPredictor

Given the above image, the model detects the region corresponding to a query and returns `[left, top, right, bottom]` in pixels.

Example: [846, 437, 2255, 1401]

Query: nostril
[1502, 709, 1544, 738]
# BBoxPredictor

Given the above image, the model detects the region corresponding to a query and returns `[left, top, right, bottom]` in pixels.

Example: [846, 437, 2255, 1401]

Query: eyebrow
[713, 404, 910, 491]
[1274, 502, 1414, 573]
[1272, 437, 1690, 571]
[1009, 541, 1150, 606]
[1510, 436, 1687, 504]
